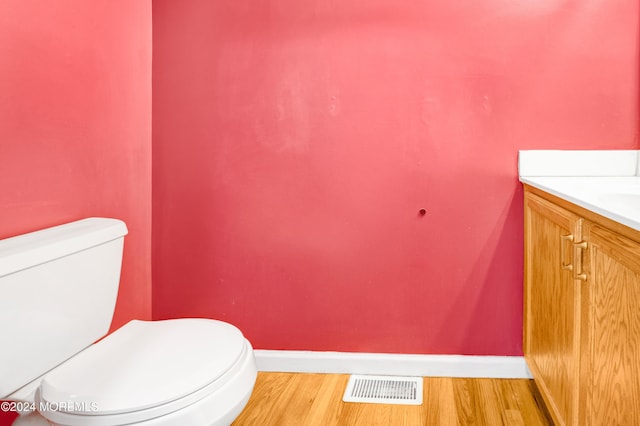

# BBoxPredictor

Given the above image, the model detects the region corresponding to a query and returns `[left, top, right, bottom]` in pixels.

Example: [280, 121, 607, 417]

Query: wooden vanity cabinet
[580, 222, 640, 425]
[524, 191, 581, 426]
[524, 186, 640, 426]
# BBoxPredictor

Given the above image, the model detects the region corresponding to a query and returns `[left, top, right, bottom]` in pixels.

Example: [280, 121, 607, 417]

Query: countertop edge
[520, 176, 640, 233]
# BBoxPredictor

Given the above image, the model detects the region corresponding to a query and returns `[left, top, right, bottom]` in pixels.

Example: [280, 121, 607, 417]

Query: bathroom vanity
[519, 151, 640, 426]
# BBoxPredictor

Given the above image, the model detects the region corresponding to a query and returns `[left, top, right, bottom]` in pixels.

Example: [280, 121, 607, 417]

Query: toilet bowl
[0, 218, 257, 426]
[38, 319, 256, 426]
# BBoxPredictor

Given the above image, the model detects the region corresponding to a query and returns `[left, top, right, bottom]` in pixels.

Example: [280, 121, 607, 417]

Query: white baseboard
[254, 350, 532, 379]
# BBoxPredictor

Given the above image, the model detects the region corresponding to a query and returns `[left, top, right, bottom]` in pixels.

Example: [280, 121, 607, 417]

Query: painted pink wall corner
[153, 0, 639, 356]
[0, 1, 151, 422]
[0, 0, 153, 325]
[0, 0, 152, 329]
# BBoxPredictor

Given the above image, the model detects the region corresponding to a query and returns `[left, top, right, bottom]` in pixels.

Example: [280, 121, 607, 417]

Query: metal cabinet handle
[573, 240, 588, 281]
[560, 234, 574, 271]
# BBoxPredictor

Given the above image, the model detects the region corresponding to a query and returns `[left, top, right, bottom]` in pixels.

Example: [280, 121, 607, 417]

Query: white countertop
[519, 150, 640, 232]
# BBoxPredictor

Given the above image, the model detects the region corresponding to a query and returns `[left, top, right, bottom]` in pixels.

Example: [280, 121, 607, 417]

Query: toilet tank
[0, 218, 128, 398]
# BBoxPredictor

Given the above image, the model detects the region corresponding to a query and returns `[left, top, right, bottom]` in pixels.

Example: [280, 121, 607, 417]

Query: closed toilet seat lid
[39, 319, 246, 417]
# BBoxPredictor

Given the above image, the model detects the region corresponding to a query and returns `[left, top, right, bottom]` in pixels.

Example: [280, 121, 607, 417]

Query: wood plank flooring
[233, 372, 552, 425]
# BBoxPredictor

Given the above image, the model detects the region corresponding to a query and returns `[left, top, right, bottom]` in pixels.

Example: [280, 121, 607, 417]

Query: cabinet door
[524, 192, 581, 426]
[581, 223, 640, 426]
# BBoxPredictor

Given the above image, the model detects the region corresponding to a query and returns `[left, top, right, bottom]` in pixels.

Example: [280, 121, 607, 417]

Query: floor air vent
[343, 375, 423, 405]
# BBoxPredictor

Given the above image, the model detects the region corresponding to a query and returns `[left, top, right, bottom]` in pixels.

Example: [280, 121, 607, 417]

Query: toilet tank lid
[0, 218, 128, 278]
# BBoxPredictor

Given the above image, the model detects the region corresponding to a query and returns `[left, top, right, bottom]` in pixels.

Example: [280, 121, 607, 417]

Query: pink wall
[0, 2, 151, 421]
[0, 0, 152, 328]
[153, 1, 639, 355]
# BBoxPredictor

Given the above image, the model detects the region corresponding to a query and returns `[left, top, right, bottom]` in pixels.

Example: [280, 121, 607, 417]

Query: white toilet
[0, 218, 257, 426]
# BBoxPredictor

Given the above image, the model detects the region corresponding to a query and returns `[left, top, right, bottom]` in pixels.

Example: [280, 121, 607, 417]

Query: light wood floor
[233, 372, 552, 425]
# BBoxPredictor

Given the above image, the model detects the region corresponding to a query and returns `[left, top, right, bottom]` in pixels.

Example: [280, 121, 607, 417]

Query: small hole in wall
[418, 208, 427, 216]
